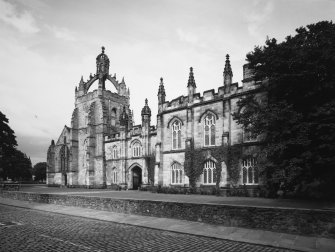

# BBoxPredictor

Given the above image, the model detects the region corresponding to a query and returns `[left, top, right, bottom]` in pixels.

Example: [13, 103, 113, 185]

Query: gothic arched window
[204, 114, 215, 146]
[242, 158, 259, 185]
[172, 120, 182, 150]
[171, 162, 183, 184]
[112, 146, 118, 159]
[132, 142, 141, 157]
[60, 145, 69, 172]
[112, 167, 117, 184]
[203, 160, 216, 184]
[111, 108, 116, 127]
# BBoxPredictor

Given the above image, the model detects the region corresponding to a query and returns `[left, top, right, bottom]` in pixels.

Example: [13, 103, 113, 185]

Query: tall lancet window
[172, 120, 181, 150]
[111, 108, 116, 127]
[203, 160, 216, 184]
[204, 114, 215, 146]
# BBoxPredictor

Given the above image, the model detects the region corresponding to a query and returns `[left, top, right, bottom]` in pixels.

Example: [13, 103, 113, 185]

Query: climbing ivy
[227, 145, 243, 186]
[144, 153, 155, 185]
[184, 139, 228, 190]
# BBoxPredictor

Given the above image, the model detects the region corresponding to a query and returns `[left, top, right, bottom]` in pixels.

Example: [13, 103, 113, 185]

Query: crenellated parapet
[157, 57, 259, 115]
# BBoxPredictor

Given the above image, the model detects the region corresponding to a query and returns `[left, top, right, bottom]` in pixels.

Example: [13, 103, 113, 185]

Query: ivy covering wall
[144, 153, 155, 185]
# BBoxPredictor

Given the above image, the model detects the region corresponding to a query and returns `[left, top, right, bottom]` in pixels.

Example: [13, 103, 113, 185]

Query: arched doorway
[132, 166, 142, 190]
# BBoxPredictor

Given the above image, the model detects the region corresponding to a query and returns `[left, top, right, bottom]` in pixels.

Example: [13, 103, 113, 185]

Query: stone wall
[1, 191, 334, 239]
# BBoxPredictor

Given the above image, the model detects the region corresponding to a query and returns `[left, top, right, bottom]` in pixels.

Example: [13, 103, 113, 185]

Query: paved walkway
[1, 197, 334, 252]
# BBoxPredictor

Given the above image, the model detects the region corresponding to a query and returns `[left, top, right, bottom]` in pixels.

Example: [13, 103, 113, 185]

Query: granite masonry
[47, 47, 262, 189]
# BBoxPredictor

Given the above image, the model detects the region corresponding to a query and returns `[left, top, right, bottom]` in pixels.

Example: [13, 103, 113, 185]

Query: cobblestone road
[0, 204, 297, 252]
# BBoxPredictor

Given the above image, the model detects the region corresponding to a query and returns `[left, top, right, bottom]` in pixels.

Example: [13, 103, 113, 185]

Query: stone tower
[47, 47, 130, 188]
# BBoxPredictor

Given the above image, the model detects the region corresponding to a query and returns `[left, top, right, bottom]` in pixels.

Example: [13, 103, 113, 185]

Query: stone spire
[187, 67, 196, 103]
[224, 54, 233, 76]
[224, 54, 233, 93]
[187, 67, 196, 88]
[158, 77, 166, 104]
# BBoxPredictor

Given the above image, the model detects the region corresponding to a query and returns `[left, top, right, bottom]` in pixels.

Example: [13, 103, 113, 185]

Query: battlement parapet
[105, 133, 120, 141]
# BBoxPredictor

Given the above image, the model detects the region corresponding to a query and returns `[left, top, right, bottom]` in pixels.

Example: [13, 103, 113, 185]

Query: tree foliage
[233, 21, 335, 199]
[0, 111, 17, 180]
[0, 111, 32, 181]
[33, 162, 47, 182]
[9, 150, 32, 180]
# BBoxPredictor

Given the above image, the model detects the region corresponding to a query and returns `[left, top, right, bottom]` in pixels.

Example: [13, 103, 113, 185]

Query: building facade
[47, 48, 261, 189]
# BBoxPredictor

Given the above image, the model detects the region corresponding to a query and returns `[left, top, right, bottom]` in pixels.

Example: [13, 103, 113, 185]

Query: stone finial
[51, 140, 55, 145]
[121, 77, 125, 84]
[158, 77, 166, 103]
[102, 46, 105, 54]
[224, 54, 233, 76]
[187, 67, 196, 88]
[79, 76, 84, 85]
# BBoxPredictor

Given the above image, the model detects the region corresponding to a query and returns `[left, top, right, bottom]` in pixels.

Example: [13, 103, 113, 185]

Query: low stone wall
[1, 191, 334, 238]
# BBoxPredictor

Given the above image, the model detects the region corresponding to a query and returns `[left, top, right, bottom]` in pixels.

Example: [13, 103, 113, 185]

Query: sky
[0, 0, 334, 165]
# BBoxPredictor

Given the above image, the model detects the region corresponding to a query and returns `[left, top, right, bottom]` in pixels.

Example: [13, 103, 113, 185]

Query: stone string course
[1, 191, 334, 239]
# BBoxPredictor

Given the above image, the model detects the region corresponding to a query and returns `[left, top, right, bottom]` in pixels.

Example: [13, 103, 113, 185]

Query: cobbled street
[0, 204, 297, 252]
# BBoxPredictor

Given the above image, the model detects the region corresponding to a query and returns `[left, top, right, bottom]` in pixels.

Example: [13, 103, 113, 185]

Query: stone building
[47, 48, 261, 189]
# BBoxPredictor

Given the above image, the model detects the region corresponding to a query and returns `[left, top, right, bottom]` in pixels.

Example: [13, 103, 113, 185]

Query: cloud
[176, 28, 200, 45]
[46, 25, 76, 41]
[245, 0, 274, 41]
[0, 0, 39, 34]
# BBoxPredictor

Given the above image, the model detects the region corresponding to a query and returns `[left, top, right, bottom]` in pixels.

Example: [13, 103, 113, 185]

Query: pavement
[1, 196, 335, 252]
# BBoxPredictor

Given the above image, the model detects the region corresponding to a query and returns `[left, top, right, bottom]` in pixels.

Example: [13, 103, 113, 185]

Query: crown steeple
[96, 46, 110, 90]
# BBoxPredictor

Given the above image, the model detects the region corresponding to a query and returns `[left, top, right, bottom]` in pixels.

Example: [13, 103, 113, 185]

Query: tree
[33, 162, 47, 182]
[233, 21, 335, 199]
[0, 111, 17, 180]
[7, 149, 32, 181]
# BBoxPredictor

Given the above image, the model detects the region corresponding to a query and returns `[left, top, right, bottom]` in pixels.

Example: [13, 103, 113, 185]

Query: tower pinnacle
[224, 54, 233, 76]
[187, 67, 196, 88]
[158, 77, 166, 104]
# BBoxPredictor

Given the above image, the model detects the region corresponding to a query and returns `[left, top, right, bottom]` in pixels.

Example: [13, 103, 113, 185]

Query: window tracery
[203, 160, 216, 184]
[242, 158, 259, 184]
[204, 114, 215, 146]
[171, 162, 183, 184]
[172, 120, 182, 150]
